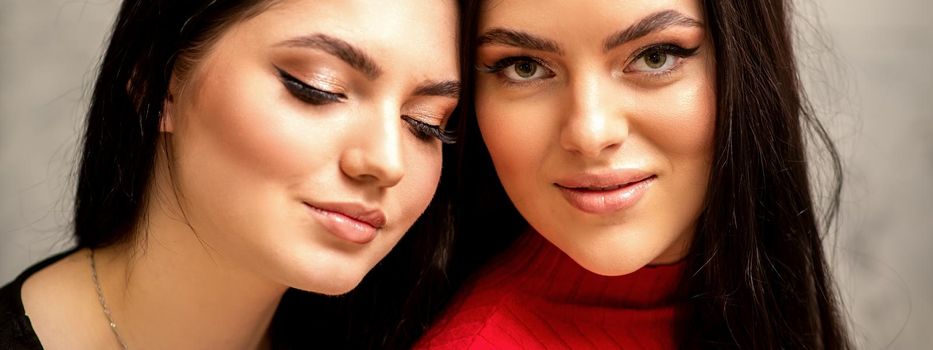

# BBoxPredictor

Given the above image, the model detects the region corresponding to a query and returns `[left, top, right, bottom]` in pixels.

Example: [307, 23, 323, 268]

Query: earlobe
[160, 93, 175, 133]
[161, 76, 179, 133]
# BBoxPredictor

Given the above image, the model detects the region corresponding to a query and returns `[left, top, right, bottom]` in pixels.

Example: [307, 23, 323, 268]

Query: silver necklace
[89, 249, 129, 350]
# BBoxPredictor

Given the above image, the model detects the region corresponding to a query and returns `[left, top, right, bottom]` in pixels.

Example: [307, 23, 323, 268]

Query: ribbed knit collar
[503, 229, 688, 308]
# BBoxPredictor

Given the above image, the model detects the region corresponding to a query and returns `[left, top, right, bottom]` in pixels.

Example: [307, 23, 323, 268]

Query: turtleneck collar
[495, 229, 688, 308]
[416, 228, 692, 349]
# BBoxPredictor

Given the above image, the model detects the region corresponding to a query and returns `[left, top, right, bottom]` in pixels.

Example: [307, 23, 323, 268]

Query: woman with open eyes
[0, 0, 460, 349]
[416, 0, 851, 349]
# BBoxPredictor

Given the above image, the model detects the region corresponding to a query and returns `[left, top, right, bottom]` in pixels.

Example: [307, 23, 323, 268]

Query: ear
[160, 77, 178, 133]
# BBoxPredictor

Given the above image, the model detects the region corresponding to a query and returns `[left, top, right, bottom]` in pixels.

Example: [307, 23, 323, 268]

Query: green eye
[625, 44, 699, 75]
[480, 56, 555, 84]
[644, 49, 668, 69]
[514, 61, 538, 78]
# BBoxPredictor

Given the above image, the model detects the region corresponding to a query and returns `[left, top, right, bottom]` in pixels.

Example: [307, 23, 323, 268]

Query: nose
[558, 75, 628, 158]
[339, 105, 405, 188]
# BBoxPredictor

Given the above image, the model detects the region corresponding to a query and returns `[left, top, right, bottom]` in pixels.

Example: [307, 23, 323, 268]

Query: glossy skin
[475, 0, 715, 275]
[162, 0, 459, 295]
[21, 1, 459, 348]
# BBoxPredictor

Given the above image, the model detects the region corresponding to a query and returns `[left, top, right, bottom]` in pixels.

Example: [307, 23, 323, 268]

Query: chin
[313, 280, 363, 296]
[284, 258, 370, 296]
[571, 253, 649, 276]
[298, 272, 366, 296]
[557, 236, 659, 277]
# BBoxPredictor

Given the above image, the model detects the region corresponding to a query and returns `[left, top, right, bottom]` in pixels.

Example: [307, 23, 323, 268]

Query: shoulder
[0, 248, 78, 350]
[19, 248, 108, 350]
[0, 280, 44, 349]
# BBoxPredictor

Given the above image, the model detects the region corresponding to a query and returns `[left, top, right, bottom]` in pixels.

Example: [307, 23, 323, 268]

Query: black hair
[74, 1, 458, 348]
[75, 0, 275, 248]
[430, 0, 852, 349]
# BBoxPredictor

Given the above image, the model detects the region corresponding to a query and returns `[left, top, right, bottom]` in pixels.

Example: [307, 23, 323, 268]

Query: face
[160, 0, 458, 295]
[475, 0, 715, 275]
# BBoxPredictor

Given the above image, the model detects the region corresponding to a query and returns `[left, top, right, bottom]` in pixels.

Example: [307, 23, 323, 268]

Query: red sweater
[416, 231, 689, 350]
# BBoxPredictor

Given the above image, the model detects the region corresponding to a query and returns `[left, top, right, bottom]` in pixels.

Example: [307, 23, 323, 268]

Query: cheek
[396, 145, 443, 223]
[174, 67, 325, 210]
[673, 74, 716, 182]
[630, 65, 716, 239]
[475, 90, 554, 193]
[635, 67, 716, 173]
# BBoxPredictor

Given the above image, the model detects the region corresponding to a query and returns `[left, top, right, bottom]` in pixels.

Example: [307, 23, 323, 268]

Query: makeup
[304, 202, 386, 244]
[555, 171, 656, 215]
[276, 66, 345, 105]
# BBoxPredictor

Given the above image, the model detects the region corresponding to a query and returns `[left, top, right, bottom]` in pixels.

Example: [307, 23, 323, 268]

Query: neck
[91, 195, 287, 349]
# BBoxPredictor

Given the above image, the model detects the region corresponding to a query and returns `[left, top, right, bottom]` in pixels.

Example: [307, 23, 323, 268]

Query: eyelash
[626, 43, 699, 78]
[403, 116, 457, 144]
[480, 43, 700, 85]
[276, 67, 454, 144]
[479, 56, 554, 87]
[276, 67, 346, 105]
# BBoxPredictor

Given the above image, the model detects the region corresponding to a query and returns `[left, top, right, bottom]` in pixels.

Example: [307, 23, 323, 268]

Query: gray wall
[1, 1, 120, 278]
[808, 0, 933, 347]
[1, 1, 930, 348]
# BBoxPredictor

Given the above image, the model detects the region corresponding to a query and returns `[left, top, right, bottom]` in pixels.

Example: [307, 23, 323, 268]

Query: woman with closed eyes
[416, 0, 851, 349]
[0, 0, 460, 349]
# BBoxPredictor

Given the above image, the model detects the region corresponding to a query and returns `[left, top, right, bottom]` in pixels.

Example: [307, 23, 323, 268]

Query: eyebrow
[603, 10, 703, 52]
[477, 28, 562, 54]
[414, 80, 461, 98]
[276, 34, 382, 79]
[477, 10, 702, 55]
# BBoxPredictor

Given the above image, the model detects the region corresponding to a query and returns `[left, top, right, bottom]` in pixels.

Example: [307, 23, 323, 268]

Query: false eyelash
[275, 67, 346, 105]
[625, 44, 701, 80]
[403, 116, 457, 144]
[632, 44, 699, 63]
[478, 56, 549, 74]
[477, 56, 555, 88]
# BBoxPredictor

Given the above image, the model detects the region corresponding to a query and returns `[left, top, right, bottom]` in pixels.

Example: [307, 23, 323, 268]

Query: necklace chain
[89, 249, 129, 350]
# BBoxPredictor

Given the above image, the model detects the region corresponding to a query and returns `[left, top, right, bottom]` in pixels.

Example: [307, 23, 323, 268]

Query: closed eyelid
[276, 68, 328, 90]
[275, 66, 346, 105]
[406, 115, 443, 128]
[406, 103, 454, 126]
[402, 116, 456, 144]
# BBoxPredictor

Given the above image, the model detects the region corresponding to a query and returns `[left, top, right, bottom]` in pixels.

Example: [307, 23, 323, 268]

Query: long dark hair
[74, 1, 456, 348]
[435, 0, 851, 349]
[75, 0, 275, 248]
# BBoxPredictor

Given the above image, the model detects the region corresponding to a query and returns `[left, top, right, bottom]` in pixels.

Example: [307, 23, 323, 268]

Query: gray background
[1, 1, 930, 348]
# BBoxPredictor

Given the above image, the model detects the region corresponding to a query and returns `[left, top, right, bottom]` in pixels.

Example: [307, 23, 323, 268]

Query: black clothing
[0, 249, 75, 350]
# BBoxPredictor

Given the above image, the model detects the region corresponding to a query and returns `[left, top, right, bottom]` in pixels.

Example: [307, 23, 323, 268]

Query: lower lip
[305, 204, 377, 244]
[557, 176, 656, 215]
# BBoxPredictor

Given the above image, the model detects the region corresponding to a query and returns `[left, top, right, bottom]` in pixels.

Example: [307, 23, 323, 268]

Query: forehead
[479, 0, 704, 39]
[235, 0, 459, 77]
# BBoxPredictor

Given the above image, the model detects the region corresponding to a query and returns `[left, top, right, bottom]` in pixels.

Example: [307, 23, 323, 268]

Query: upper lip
[554, 169, 654, 190]
[303, 201, 387, 229]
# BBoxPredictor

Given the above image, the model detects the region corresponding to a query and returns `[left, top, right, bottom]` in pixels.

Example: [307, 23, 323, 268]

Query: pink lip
[554, 170, 656, 215]
[303, 201, 386, 244]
